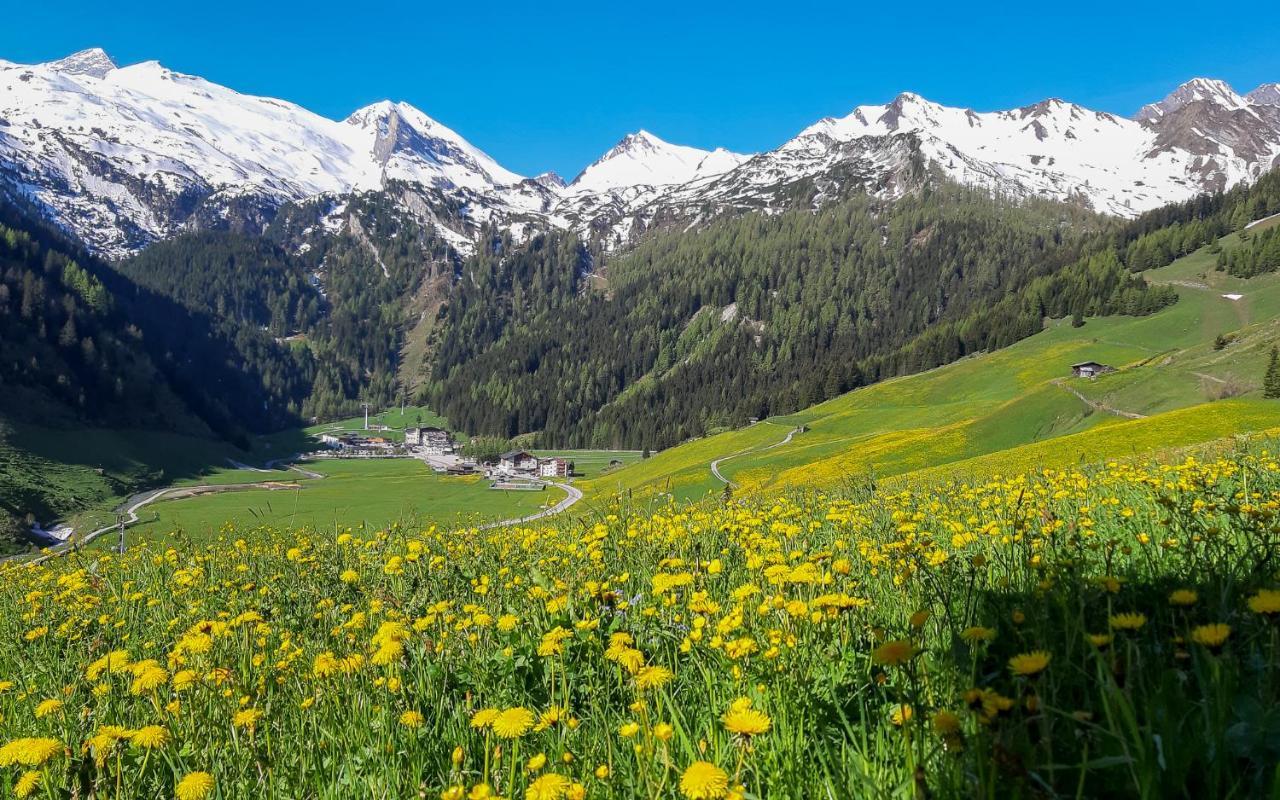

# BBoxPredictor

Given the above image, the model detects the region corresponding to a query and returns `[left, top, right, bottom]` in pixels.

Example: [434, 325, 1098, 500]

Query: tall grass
[1, 445, 1278, 798]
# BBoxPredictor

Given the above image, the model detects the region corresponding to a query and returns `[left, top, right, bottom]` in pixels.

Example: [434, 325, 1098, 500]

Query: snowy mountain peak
[46, 47, 117, 79]
[1247, 83, 1280, 106]
[569, 130, 748, 193]
[345, 100, 523, 189]
[1136, 77, 1248, 121]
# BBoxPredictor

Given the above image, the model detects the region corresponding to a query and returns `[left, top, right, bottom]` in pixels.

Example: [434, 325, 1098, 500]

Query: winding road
[1050, 379, 1146, 420]
[12, 457, 587, 565]
[710, 423, 802, 488]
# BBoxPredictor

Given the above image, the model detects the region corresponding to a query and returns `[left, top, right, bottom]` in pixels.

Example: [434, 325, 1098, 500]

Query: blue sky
[4, 1, 1279, 179]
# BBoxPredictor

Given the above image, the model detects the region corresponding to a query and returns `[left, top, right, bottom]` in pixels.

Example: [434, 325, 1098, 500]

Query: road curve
[479, 481, 583, 530]
[710, 424, 801, 488]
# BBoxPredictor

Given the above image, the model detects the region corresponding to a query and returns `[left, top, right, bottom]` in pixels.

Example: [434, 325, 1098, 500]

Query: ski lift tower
[361, 402, 372, 431]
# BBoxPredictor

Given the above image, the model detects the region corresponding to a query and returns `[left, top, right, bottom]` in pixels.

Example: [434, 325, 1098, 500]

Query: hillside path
[1050, 379, 1147, 420]
[711, 423, 802, 488]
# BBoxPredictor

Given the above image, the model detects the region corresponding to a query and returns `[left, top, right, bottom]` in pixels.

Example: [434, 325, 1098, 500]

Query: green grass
[124, 458, 563, 544]
[305, 405, 454, 444]
[594, 229, 1280, 501]
[531, 449, 644, 479]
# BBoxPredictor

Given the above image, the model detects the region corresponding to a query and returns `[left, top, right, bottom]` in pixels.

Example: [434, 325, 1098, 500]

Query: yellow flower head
[635, 665, 674, 691]
[960, 626, 996, 643]
[721, 699, 771, 737]
[176, 771, 215, 800]
[1008, 650, 1051, 677]
[1190, 623, 1231, 649]
[1168, 589, 1198, 607]
[0, 738, 62, 768]
[1248, 588, 1280, 615]
[130, 726, 170, 749]
[1109, 613, 1147, 631]
[33, 699, 64, 719]
[525, 772, 570, 800]
[492, 707, 535, 739]
[399, 710, 425, 729]
[470, 708, 500, 729]
[14, 771, 40, 799]
[871, 639, 918, 667]
[679, 760, 730, 799]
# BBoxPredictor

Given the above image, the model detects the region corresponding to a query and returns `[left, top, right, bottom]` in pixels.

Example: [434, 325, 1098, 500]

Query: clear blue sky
[4, 1, 1278, 179]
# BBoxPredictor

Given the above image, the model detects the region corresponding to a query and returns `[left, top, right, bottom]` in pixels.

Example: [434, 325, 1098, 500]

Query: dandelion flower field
[2, 447, 1280, 798]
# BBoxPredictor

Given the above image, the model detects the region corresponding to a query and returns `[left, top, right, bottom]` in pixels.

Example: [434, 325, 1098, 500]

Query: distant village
[314, 426, 574, 488]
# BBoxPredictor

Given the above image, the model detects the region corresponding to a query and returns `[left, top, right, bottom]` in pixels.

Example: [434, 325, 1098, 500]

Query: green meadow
[122, 458, 562, 544]
[588, 230, 1280, 501]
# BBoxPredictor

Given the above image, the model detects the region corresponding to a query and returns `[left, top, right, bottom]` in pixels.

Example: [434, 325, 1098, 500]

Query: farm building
[1071, 361, 1114, 379]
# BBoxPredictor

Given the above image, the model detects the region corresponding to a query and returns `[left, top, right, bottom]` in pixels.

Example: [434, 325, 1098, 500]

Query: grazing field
[122, 459, 561, 543]
[2, 443, 1278, 798]
[532, 449, 645, 479]
[306, 406, 454, 444]
[593, 233, 1280, 502]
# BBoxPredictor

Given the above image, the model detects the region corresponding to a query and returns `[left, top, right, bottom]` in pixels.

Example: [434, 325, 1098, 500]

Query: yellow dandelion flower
[721, 700, 771, 736]
[1169, 589, 1198, 607]
[1008, 651, 1051, 677]
[1088, 633, 1113, 648]
[653, 722, 674, 741]
[14, 771, 40, 799]
[635, 665, 674, 691]
[618, 721, 640, 738]
[0, 737, 63, 767]
[871, 639, 918, 666]
[233, 708, 263, 731]
[175, 771, 215, 800]
[959, 626, 996, 643]
[1247, 589, 1280, 615]
[492, 707, 534, 739]
[1190, 623, 1231, 649]
[1109, 613, 1147, 631]
[931, 710, 961, 735]
[34, 699, 64, 719]
[526, 773, 571, 800]
[470, 708, 500, 729]
[400, 710, 425, 729]
[679, 760, 729, 799]
[130, 726, 170, 749]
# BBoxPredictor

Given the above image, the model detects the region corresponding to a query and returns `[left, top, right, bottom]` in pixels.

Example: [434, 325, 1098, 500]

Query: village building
[498, 450, 539, 474]
[539, 457, 572, 478]
[1070, 361, 1114, 379]
[405, 426, 456, 455]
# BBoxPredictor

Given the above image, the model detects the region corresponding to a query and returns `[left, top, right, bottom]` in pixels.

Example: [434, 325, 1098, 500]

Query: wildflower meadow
[2, 446, 1279, 798]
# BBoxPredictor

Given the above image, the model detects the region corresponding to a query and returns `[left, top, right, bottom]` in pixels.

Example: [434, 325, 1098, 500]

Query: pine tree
[1265, 347, 1280, 399]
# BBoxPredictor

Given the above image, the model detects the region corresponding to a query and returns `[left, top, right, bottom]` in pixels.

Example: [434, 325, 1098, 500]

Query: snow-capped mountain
[568, 130, 748, 193]
[1, 48, 1279, 258]
[0, 49, 552, 255]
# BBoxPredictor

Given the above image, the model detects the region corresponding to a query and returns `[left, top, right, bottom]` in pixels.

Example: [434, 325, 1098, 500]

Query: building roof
[1070, 361, 1109, 368]
[500, 450, 533, 460]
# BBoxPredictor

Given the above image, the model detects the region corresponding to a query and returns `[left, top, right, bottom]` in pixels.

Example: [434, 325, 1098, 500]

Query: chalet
[498, 450, 539, 474]
[1071, 361, 1114, 379]
[539, 457, 572, 478]
[319, 433, 343, 448]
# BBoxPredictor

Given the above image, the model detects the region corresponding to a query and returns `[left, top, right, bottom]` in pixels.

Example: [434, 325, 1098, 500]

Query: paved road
[479, 481, 584, 530]
[710, 424, 801, 488]
[12, 458, 586, 564]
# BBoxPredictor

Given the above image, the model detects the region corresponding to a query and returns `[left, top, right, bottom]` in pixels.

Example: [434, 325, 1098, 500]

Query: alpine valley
[3, 47, 1280, 545]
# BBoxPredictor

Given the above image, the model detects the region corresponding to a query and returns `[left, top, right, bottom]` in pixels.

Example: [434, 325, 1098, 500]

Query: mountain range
[3, 48, 1279, 257]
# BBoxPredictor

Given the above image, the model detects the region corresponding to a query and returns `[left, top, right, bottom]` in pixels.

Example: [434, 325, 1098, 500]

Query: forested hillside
[426, 181, 1182, 449]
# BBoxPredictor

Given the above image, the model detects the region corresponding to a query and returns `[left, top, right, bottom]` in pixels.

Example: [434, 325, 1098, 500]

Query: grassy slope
[125, 458, 562, 544]
[589, 232, 1280, 501]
